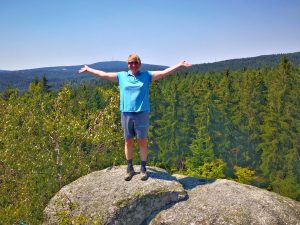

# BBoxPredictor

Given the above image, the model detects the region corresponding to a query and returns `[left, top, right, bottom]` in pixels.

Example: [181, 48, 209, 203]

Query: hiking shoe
[124, 168, 135, 181]
[140, 170, 148, 181]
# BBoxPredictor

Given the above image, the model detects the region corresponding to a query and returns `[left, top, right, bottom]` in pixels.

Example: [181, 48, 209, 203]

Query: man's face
[127, 59, 141, 74]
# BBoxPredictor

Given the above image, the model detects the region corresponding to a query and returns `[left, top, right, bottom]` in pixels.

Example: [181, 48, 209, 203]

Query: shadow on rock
[177, 176, 216, 190]
[147, 168, 178, 181]
[141, 195, 189, 225]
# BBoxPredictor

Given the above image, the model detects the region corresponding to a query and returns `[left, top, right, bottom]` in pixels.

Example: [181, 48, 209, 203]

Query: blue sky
[1, 0, 299, 70]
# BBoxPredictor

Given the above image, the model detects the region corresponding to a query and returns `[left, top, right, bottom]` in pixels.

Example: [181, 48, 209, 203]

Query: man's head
[128, 54, 141, 65]
[127, 53, 141, 75]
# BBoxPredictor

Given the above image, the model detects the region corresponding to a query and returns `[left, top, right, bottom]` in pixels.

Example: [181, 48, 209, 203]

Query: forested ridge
[185, 51, 300, 73]
[1, 52, 299, 93]
[0, 62, 167, 93]
[1, 57, 300, 224]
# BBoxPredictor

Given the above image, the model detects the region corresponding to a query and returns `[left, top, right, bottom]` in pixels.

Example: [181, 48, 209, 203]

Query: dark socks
[127, 159, 147, 172]
[141, 160, 147, 172]
[127, 159, 133, 171]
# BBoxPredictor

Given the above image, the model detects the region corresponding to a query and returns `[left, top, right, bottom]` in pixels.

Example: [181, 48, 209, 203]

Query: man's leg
[138, 138, 148, 180]
[138, 138, 148, 162]
[125, 138, 134, 161]
[121, 113, 136, 181]
[134, 112, 149, 180]
[124, 138, 135, 181]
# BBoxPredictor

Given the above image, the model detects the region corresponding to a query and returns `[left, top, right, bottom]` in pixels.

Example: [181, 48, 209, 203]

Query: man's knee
[137, 138, 148, 148]
[125, 138, 134, 146]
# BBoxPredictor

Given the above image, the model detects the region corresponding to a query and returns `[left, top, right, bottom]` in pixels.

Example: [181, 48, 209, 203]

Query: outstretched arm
[151, 60, 192, 81]
[79, 65, 118, 82]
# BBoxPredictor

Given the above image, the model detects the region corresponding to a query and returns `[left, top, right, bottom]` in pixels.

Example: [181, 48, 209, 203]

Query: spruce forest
[1, 57, 300, 224]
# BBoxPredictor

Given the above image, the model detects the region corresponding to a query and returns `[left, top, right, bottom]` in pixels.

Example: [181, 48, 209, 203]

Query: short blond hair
[128, 54, 141, 65]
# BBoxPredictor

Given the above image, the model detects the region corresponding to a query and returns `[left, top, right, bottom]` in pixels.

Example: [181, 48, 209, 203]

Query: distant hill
[1, 52, 299, 92]
[186, 52, 300, 73]
[0, 61, 167, 92]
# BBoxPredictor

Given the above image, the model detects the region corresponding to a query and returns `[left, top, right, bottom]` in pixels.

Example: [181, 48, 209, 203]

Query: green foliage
[187, 159, 226, 179]
[1, 57, 300, 223]
[0, 80, 123, 224]
[234, 165, 256, 184]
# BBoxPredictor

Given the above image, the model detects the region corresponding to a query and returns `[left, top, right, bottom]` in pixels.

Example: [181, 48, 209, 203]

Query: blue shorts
[121, 112, 149, 139]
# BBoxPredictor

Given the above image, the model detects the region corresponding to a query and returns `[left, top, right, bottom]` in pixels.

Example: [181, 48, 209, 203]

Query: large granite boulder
[43, 166, 187, 225]
[148, 174, 300, 225]
[44, 167, 300, 225]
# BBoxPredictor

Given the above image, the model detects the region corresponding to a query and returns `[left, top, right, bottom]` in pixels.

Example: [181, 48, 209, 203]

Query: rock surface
[43, 166, 187, 225]
[44, 167, 300, 225]
[149, 174, 300, 225]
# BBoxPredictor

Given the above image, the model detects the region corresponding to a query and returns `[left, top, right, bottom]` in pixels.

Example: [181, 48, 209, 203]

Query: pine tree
[260, 57, 300, 199]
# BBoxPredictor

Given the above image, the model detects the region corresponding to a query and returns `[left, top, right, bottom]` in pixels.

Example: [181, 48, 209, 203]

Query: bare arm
[151, 60, 192, 81]
[79, 65, 118, 82]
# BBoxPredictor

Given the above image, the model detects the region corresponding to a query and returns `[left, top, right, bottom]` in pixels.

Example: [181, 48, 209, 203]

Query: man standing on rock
[79, 54, 192, 181]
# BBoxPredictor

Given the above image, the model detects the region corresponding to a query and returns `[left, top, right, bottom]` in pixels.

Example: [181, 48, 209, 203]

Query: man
[79, 54, 192, 181]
